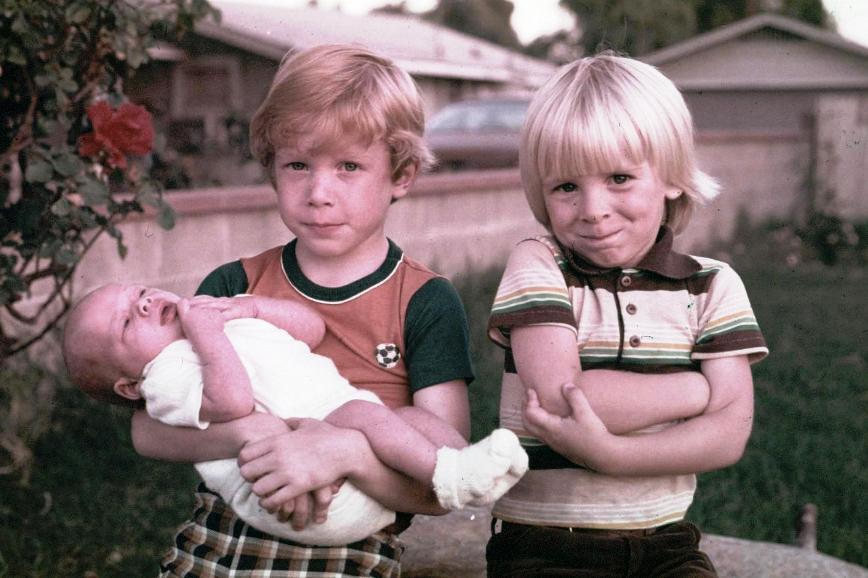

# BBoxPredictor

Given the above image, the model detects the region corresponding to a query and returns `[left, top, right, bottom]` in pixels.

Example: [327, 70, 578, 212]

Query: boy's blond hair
[250, 44, 434, 183]
[62, 289, 144, 409]
[520, 53, 719, 234]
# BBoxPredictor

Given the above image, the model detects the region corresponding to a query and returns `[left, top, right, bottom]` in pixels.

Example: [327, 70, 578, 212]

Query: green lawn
[1, 264, 865, 575]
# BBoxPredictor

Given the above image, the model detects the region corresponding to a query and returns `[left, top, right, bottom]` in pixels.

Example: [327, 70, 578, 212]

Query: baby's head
[63, 283, 184, 408]
[250, 43, 434, 185]
[521, 52, 719, 235]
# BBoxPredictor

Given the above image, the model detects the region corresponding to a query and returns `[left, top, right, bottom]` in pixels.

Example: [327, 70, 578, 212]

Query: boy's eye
[611, 174, 631, 185]
[343, 162, 359, 172]
[285, 162, 306, 171]
[554, 182, 577, 193]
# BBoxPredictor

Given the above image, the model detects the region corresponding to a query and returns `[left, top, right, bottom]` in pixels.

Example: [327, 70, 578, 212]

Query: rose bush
[0, 0, 218, 481]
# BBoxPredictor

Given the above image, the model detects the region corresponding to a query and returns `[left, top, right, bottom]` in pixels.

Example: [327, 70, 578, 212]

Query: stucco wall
[66, 133, 817, 303]
[67, 170, 544, 302]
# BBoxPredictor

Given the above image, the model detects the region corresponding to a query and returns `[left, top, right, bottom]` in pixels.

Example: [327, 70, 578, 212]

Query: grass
[1, 263, 865, 575]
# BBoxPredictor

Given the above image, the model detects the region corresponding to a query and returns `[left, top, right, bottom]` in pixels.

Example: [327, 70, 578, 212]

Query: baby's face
[81, 283, 185, 380]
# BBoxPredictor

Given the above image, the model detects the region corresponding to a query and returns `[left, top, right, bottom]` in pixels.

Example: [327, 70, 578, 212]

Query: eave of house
[644, 13, 868, 65]
[190, 1, 555, 87]
[643, 13, 868, 92]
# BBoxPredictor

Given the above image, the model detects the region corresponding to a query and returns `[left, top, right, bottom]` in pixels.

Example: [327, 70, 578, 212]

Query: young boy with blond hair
[63, 284, 526, 546]
[126, 44, 486, 576]
[486, 53, 768, 576]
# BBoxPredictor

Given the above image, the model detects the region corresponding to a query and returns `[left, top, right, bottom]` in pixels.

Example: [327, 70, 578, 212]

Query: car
[425, 98, 530, 171]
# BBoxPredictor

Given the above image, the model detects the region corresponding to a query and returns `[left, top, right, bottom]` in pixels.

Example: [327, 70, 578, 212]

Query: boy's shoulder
[688, 254, 739, 278]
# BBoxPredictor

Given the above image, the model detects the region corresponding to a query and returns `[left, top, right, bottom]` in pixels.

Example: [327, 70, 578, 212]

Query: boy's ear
[113, 377, 142, 401]
[391, 163, 418, 201]
[664, 186, 683, 200]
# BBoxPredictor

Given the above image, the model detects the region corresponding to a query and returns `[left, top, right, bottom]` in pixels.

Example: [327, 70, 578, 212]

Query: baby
[62, 283, 528, 545]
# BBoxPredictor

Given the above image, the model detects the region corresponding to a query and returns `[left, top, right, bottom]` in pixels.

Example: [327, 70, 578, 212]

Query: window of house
[171, 56, 242, 147]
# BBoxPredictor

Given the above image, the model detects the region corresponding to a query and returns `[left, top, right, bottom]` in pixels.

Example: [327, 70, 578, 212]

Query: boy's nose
[307, 174, 334, 206]
[579, 189, 611, 223]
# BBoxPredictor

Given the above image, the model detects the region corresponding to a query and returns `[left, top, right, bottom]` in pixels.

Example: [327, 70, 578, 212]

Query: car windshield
[427, 100, 529, 133]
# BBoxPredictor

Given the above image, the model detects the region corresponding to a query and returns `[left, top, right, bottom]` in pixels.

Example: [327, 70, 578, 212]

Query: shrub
[0, 0, 217, 480]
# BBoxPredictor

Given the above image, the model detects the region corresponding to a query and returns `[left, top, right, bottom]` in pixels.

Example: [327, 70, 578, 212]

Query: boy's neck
[294, 236, 391, 288]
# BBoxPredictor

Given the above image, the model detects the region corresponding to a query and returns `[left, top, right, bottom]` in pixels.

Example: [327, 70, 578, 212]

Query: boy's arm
[131, 410, 290, 462]
[510, 324, 710, 434]
[524, 355, 754, 475]
[238, 380, 470, 517]
[178, 300, 255, 423]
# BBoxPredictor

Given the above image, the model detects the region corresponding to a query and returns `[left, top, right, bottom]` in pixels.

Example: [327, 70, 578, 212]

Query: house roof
[196, 0, 556, 88]
[643, 13, 868, 90]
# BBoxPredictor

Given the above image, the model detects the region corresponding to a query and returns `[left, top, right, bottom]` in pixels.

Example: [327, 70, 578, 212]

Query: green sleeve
[195, 261, 249, 297]
[404, 277, 475, 392]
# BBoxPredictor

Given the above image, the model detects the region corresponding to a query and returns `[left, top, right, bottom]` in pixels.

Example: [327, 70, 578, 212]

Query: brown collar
[561, 226, 701, 280]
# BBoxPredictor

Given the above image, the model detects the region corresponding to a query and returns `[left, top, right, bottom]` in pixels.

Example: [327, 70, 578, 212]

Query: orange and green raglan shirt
[197, 239, 474, 410]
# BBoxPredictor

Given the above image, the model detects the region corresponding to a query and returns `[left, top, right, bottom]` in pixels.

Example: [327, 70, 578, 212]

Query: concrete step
[400, 506, 868, 578]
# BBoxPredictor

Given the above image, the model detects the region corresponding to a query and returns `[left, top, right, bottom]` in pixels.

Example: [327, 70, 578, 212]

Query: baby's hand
[177, 298, 225, 340]
[219, 296, 259, 321]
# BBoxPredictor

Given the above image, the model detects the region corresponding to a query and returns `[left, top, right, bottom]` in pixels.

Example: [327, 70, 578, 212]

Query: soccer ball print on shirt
[375, 343, 401, 368]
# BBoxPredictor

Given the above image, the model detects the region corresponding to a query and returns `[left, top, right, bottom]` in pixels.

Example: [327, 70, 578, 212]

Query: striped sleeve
[692, 260, 768, 363]
[488, 237, 577, 348]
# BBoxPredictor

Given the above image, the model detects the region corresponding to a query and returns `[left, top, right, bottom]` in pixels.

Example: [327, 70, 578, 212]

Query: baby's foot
[431, 428, 529, 510]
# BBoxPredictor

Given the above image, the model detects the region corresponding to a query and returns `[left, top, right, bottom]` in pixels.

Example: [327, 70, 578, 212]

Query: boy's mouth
[305, 222, 343, 233]
[580, 230, 619, 242]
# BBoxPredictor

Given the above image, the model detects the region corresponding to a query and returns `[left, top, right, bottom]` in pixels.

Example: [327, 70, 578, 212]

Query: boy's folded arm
[588, 355, 754, 475]
[510, 325, 710, 434]
[237, 380, 469, 518]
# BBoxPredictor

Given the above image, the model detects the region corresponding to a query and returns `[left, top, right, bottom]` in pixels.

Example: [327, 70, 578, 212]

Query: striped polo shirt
[487, 227, 768, 529]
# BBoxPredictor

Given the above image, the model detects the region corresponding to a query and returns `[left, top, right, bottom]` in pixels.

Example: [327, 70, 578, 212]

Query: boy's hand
[238, 418, 360, 518]
[523, 384, 613, 470]
[273, 485, 339, 530]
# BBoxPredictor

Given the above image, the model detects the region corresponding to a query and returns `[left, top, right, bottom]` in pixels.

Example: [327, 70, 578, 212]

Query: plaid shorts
[159, 484, 403, 578]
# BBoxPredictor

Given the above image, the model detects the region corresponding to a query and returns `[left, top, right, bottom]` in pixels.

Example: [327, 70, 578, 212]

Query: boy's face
[272, 133, 414, 270]
[542, 159, 681, 269]
[77, 284, 184, 382]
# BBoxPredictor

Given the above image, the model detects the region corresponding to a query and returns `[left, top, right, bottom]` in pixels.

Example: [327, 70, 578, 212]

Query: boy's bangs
[536, 97, 646, 180]
[268, 84, 387, 147]
[268, 100, 385, 152]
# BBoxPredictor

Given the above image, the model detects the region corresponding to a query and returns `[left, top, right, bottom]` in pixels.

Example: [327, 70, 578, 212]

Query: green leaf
[57, 78, 78, 93]
[38, 239, 61, 259]
[65, 4, 91, 24]
[77, 177, 109, 205]
[7, 44, 26, 66]
[54, 246, 78, 266]
[51, 153, 83, 178]
[24, 160, 53, 183]
[135, 182, 160, 207]
[50, 198, 71, 217]
[156, 203, 175, 230]
[10, 13, 27, 34]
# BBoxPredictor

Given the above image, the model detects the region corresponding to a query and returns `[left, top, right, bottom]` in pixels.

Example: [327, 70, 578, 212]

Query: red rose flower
[78, 101, 155, 169]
